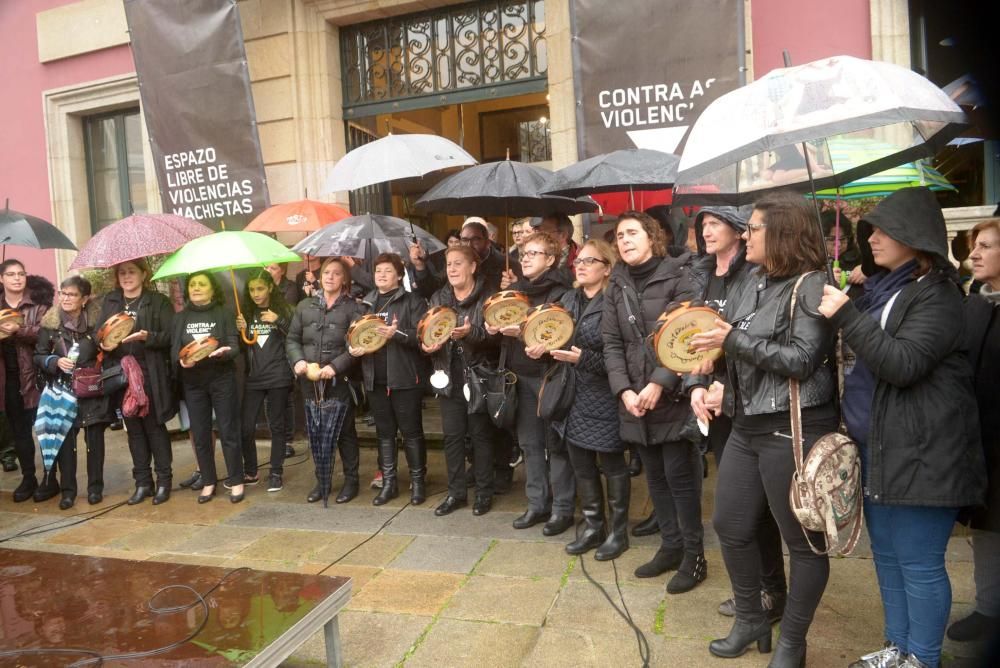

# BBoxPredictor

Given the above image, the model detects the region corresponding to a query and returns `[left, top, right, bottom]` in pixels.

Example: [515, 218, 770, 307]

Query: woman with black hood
[818, 187, 986, 668]
[171, 271, 243, 504]
[603, 211, 705, 595]
[423, 245, 499, 517]
[490, 230, 573, 535]
[236, 269, 295, 493]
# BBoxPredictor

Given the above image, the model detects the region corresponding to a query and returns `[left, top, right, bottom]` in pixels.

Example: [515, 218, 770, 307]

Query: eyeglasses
[521, 249, 550, 260]
[459, 236, 484, 245]
[573, 257, 609, 267]
[2, 271, 26, 278]
[58, 291, 82, 299]
[747, 223, 767, 235]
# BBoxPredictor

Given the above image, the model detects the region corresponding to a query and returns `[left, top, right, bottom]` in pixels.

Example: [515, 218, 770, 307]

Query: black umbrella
[304, 382, 350, 508]
[539, 149, 680, 204]
[413, 160, 599, 217]
[0, 199, 77, 254]
[291, 213, 446, 260]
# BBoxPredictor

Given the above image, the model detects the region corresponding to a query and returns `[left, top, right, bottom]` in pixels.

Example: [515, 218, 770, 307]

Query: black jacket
[34, 301, 113, 428]
[505, 269, 570, 378]
[426, 276, 498, 398]
[171, 303, 240, 385]
[832, 272, 985, 508]
[557, 288, 621, 453]
[357, 287, 428, 391]
[99, 289, 178, 425]
[722, 270, 835, 416]
[602, 255, 697, 445]
[241, 303, 294, 390]
[965, 294, 1000, 530]
[286, 292, 365, 378]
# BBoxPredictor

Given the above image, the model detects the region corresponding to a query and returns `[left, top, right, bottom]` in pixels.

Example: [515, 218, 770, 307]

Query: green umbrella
[812, 138, 957, 200]
[152, 230, 300, 280]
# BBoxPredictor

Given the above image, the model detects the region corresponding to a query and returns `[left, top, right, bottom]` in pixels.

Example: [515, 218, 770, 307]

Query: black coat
[357, 288, 428, 391]
[831, 272, 986, 508]
[557, 288, 621, 453]
[34, 301, 114, 428]
[505, 269, 571, 378]
[99, 289, 178, 425]
[241, 303, 294, 390]
[602, 255, 697, 445]
[286, 292, 365, 378]
[965, 294, 1000, 530]
[426, 276, 498, 398]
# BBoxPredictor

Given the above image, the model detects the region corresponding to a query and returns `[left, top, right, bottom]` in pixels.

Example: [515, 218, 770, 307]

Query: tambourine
[653, 302, 723, 372]
[347, 314, 389, 354]
[483, 290, 530, 329]
[522, 303, 574, 351]
[179, 336, 219, 365]
[417, 306, 457, 348]
[97, 312, 136, 349]
[0, 309, 24, 340]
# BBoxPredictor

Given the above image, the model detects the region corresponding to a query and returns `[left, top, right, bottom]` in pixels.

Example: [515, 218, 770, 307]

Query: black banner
[124, 0, 269, 229]
[570, 0, 743, 159]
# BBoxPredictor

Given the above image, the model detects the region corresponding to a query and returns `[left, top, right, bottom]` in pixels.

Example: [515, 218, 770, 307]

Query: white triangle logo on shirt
[256, 334, 269, 348]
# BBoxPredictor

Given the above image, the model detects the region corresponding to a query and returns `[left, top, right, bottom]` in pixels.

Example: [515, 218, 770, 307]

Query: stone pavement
[0, 422, 985, 668]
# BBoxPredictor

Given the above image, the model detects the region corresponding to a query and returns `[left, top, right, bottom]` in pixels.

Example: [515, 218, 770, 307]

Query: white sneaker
[849, 642, 901, 668]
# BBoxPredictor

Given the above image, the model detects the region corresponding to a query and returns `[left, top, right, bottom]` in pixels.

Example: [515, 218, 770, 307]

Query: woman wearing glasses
[489, 231, 573, 535]
[690, 192, 837, 667]
[553, 239, 630, 559]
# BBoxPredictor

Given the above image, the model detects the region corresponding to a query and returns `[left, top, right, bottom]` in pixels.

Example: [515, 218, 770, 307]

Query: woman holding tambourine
[347, 253, 429, 507]
[97, 258, 177, 506]
[421, 245, 498, 517]
[170, 271, 243, 504]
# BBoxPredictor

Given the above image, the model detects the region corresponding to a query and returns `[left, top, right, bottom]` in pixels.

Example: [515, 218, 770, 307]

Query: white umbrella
[324, 133, 477, 193]
[674, 55, 967, 204]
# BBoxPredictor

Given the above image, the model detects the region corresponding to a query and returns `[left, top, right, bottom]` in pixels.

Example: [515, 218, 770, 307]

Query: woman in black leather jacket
[349, 253, 429, 507]
[286, 258, 365, 504]
[691, 192, 836, 668]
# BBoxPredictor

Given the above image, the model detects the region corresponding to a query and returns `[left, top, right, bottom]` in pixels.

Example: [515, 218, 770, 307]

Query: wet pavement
[0, 414, 987, 667]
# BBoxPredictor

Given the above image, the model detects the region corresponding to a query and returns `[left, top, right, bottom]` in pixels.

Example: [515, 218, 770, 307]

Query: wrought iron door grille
[341, 0, 547, 116]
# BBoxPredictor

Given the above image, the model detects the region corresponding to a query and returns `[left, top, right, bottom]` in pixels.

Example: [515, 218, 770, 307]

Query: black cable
[575, 526, 651, 668]
[0, 567, 250, 666]
[0, 499, 129, 544]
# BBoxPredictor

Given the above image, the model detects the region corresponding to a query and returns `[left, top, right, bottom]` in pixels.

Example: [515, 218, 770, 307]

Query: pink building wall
[751, 0, 873, 78]
[0, 0, 135, 283]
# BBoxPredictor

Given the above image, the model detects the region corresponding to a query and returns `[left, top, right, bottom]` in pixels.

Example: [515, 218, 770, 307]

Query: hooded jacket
[830, 187, 986, 507]
[602, 253, 698, 445]
[356, 286, 428, 391]
[426, 275, 498, 398]
[0, 275, 54, 409]
[98, 288, 178, 425]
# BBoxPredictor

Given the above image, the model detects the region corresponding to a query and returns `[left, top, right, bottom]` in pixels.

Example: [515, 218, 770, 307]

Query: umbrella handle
[230, 268, 258, 345]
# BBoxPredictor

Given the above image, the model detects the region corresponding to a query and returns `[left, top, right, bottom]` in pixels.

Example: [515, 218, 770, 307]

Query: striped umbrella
[34, 383, 78, 472]
[813, 138, 957, 200]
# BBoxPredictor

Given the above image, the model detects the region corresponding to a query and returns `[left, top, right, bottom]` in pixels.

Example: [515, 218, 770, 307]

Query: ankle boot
[667, 552, 708, 594]
[33, 470, 61, 503]
[403, 438, 427, 505]
[596, 473, 630, 561]
[709, 617, 772, 658]
[565, 476, 606, 555]
[634, 545, 683, 578]
[768, 638, 806, 668]
[373, 439, 399, 506]
[307, 470, 331, 503]
[631, 510, 659, 537]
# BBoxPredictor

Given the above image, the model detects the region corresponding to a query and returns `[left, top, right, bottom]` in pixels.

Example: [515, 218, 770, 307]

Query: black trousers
[440, 392, 495, 499]
[567, 444, 627, 479]
[368, 386, 424, 442]
[637, 439, 704, 555]
[125, 384, 172, 488]
[713, 424, 834, 646]
[242, 385, 291, 476]
[265, 389, 296, 445]
[184, 372, 243, 487]
[55, 423, 107, 496]
[712, 415, 787, 595]
[5, 387, 36, 479]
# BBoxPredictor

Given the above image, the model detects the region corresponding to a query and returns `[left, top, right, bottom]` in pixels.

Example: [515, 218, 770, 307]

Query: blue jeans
[865, 501, 958, 667]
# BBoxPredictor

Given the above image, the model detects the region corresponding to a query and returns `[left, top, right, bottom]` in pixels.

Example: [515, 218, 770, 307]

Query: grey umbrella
[291, 214, 446, 260]
[539, 149, 680, 202]
[0, 199, 77, 254]
[413, 160, 599, 217]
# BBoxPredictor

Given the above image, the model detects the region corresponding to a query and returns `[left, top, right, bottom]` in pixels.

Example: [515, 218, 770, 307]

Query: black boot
[708, 617, 772, 658]
[12, 475, 38, 503]
[634, 545, 683, 578]
[152, 486, 171, 505]
[373, 439, 398, 506]
[628, 451, 643, 477]
[631, 510, 659, 537]
[307, 469, 331, 503]
[127, 485, 153, 505]
[33, 470, 61, 502]
[667, 552, 708, 594]
[768, 638, 806, 668]
[595, 473, 630, 561]
[565, 476, 606, 555]
[335, 476, 359, 504]
[403, 438, 426, 505]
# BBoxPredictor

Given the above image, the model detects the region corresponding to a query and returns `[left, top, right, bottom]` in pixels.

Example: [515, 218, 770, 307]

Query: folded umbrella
[0, 199, 76, 252]
[34, 383, 78, 472]
[304, 384, 349, 508]
[69, 213, 213, 270]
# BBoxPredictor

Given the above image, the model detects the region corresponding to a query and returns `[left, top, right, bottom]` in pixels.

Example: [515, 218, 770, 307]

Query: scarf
[858, 259, 919, 318]
[627, 255, 661, 292]
[979, 283, 1000, 305]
